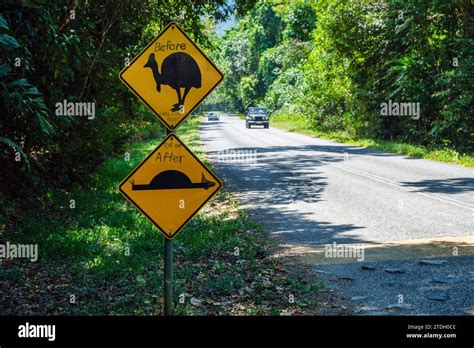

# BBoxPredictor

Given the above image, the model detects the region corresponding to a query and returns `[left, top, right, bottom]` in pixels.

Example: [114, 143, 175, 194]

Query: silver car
[207, 112, 220, 121]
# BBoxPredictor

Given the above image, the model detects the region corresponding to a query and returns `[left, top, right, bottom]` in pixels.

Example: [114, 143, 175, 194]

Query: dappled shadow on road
[200, 121, 227, 133]
[201, 118, 411, 160]
[400, 177, 474, 194]
[207, 144, 366, 246]
[274, 143, 398, 158]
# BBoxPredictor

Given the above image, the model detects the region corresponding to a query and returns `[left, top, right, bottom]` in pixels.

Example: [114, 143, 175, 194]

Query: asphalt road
[200, 114, 474, 315]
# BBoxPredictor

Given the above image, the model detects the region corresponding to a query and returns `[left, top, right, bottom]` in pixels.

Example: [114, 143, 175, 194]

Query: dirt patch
[269, 249, 351, 315]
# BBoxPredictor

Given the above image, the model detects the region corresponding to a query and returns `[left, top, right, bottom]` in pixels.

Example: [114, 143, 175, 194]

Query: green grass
[271, 113, 474, 167]
[2, 116, 320, 315]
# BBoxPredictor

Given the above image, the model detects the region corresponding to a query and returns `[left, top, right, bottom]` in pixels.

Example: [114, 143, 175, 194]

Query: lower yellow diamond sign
[119, 134, 223, 239]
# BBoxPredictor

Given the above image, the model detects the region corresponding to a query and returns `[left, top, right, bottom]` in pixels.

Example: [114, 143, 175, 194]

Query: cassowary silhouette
[144, 52, 202, 112]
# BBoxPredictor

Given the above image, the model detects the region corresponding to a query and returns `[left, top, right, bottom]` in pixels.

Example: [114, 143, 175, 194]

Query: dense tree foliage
[2, 0, 472, 205]
[1, 0, 254, 201]
[211, 0, 473, 153]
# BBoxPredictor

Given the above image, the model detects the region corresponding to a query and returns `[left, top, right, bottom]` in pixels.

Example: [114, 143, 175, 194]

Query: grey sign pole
[164, 128, 174, 316]
[164, 237, 173, 315]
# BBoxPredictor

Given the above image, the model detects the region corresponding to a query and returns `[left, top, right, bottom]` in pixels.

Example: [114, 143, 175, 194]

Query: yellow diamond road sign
[119, 134, 223, 239]
[119, 22, 223, 130]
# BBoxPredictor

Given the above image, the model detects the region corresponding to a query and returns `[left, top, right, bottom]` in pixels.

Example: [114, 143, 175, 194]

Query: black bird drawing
[131, 170, 215, 190]
[144, 52, 202, 112]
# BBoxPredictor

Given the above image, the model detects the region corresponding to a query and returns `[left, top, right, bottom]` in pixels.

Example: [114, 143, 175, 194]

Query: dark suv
[246, 107, 269, 129]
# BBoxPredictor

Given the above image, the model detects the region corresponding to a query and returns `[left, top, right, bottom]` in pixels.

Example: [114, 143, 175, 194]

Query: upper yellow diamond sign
[119, 22, 223, 130]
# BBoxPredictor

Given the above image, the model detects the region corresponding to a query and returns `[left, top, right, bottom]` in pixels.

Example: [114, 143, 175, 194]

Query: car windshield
[249, 107, 266, 115]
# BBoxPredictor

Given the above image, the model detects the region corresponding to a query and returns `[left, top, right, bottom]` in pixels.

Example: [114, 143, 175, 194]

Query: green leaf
[20, 0, 48, 8]
[0, 34, 20, 50]
[0, 14, 9, 30]
[0, 136, 30, 165]
[0, 63, 11, 77]
[36, 111, 54, 134]
[9, 78, 32, 88]
[23, 87, 40, 96]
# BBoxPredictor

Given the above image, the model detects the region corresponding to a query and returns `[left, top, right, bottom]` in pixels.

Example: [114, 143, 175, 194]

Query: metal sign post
[163, 128, 173, 316]
[119, 127, 223, 315]
[164, 236, 173, 315]
[117, 22, 224, 317]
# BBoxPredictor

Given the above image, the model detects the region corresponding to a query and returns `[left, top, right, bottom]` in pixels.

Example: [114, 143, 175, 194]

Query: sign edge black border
[118, 21, 224, 130]
[117, 133, 223, 240]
